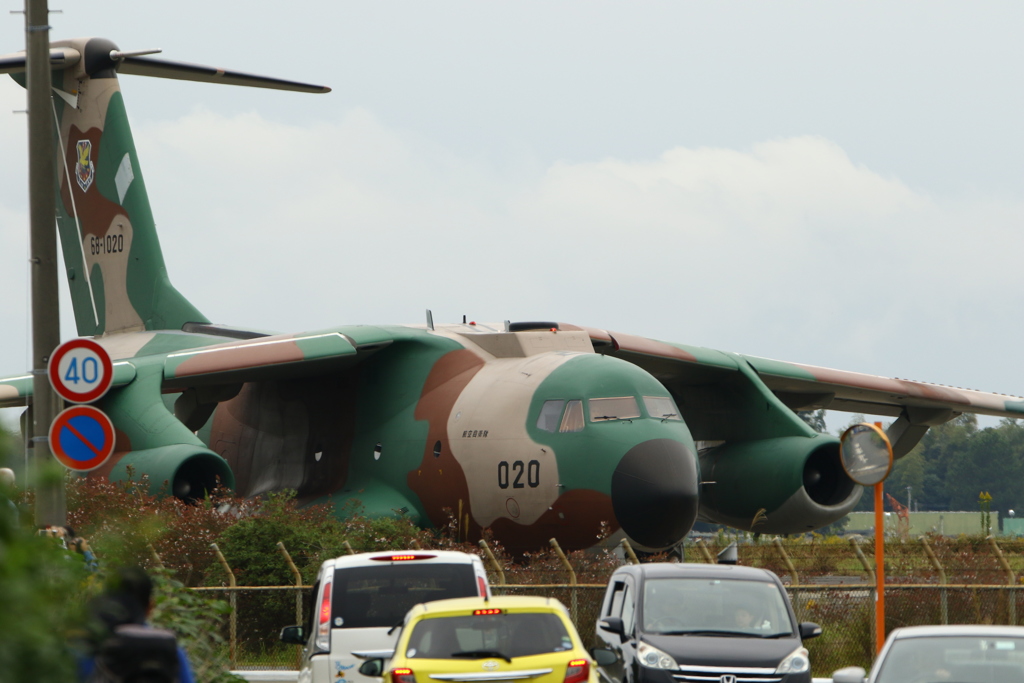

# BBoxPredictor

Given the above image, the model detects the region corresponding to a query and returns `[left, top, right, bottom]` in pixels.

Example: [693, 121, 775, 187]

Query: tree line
[859, 414, 1024, 514]
[793, 410, 1024, 516]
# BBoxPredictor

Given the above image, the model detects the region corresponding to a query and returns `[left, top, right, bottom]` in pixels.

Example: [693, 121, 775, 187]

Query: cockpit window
[537, 400, 565, 433]
[589, 397, 641, 422]
[644, 396, 681, 421]
[559, 400, 585, 433]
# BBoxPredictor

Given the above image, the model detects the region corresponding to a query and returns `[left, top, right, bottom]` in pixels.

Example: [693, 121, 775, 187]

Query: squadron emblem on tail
[75, 139, 94, 192]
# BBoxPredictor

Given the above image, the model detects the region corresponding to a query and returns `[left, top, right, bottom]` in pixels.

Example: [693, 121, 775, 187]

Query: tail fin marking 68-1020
[2, 36, 330, 338]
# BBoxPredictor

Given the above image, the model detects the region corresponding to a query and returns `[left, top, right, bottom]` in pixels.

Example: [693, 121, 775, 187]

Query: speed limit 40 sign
[47, 338, 113, 404]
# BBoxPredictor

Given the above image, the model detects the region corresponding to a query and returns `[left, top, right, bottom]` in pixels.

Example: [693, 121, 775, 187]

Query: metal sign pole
[840, 420, 893, 657]
[25, 0, 66, 526]
[874, 481, 885, 653]
[874, 422, 886, 655]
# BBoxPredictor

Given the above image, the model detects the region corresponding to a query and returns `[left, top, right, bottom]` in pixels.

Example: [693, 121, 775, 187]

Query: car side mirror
[799, 622, 822, 640]
[359, 659, 385, 678]
[590, 648, 618, 667]
[279, 625, 305, 644]
[831, 666, 867, 683]
[598, 617, 625, 636]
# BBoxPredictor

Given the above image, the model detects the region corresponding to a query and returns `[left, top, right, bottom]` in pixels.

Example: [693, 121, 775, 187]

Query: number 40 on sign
[47, 338, 113, 404]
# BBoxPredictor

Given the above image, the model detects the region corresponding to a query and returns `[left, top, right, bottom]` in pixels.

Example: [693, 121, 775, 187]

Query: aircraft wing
[0, 374, 33, 409]
[741, 355, 1024, 420]
[573, 325, 1024, 456]
[160, 327, 393, 390]
[0, 326, 395, 408]
[0, 361, 137, 409]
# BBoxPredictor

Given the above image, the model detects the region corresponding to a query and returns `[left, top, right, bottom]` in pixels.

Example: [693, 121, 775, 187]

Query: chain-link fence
[797, 585, 1024, 676]
[199, 583, 1024, 677]
[193, 535, 1024, 677]
[194, 586, 309, 671]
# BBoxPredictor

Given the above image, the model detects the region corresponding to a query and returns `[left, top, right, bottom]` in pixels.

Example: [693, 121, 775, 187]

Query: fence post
[549, 538, 577, 624]
[343, 540, 356, 555]
[849, 537, 876, 584]
[147, 543, 165, 570]
[277, 541, 304, 669]
[694, 538, 715, 563]
[410, 538, 422, 550]
[850, 536, 876, 645]
[210, 542, 237, 670]
[773, 537, 799, 586]
[478, 539, 506, 587]
[921, 537, 947, 625]
[988, 536, 1017, 624]
[620, 538, 641, 565]
[773, 538, 800, 620]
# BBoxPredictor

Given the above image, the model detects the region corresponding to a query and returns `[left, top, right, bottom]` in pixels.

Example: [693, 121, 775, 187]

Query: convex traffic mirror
[839, 422, 893, 486]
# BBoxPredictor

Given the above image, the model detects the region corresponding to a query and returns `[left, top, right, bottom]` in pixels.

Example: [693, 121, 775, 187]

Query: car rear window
[405, 612, 573, 660]
[331, 564, 477, 629]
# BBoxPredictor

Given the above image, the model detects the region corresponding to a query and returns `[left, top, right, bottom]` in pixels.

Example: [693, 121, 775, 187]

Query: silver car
[833, 625, 1024, 683]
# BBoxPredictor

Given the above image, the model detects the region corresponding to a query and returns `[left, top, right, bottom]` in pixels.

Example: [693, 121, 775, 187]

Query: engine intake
[109, 445, 235, 502]
[698, 435, 861, 534]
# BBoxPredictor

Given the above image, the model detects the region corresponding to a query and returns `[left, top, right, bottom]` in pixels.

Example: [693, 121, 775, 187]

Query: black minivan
[595, 563, 821, 683]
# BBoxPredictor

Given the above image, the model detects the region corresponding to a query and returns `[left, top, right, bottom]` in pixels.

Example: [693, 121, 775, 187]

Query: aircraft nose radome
[611, 438, 699, 549]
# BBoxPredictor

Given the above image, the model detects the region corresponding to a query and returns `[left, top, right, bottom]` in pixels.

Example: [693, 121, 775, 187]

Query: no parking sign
[48, 405, 116, 471]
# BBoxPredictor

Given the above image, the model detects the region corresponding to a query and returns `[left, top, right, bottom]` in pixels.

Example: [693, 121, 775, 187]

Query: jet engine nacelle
[697, 435, 861, 534]
[108, 445, 235, 502]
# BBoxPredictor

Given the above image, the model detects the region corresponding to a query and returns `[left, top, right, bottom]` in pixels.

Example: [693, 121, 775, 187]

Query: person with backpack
[79, 566, 196, 683]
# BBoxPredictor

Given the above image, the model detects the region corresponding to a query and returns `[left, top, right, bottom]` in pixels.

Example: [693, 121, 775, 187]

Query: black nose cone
[612, 439, 699, 549]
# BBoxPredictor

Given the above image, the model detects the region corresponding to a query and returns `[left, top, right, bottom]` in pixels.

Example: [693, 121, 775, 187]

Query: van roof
[323, 549, 483, 571]
[617, 562, 779, 582]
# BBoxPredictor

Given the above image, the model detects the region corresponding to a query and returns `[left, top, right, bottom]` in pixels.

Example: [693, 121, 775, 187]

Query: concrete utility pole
[25, 0, 66, 526]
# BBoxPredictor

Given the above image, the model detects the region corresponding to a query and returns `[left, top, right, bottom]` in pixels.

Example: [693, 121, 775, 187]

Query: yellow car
[358, 596, 616, 683]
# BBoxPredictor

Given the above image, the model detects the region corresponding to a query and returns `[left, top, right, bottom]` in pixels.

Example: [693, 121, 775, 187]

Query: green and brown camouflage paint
[50, 38, 207, 337]
[4, 37, 1024, 551]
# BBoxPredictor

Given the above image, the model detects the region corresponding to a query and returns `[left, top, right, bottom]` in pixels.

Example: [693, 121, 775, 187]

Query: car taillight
[370, 554, 437, 561]
[477, 575, 488, 597]
[315, 580, 332, 652]
[473, 608, 502, 615]
[564, 659, 589, 683]
[390, 668, 416, 683]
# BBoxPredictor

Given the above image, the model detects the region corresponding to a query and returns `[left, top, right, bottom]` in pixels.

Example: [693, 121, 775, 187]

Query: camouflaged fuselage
[193, 323, 700, 551]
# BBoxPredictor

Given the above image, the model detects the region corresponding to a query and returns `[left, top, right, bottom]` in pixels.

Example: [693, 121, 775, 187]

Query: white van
[281, 550, 491, 683]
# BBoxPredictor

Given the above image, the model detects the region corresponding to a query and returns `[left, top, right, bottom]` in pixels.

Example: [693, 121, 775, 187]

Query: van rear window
[331, 564, 477, 629]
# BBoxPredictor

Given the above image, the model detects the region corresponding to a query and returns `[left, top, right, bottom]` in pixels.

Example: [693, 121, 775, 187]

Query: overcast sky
[2, 2, 1024, 433]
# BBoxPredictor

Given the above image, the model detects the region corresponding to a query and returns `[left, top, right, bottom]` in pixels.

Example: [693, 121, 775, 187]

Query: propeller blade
[119, 55, 330, 94]
[0, 47, 81, 74]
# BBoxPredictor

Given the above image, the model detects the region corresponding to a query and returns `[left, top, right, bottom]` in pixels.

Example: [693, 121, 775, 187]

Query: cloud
[534, 137, 925, 237]
[2, 94, 1023, 409]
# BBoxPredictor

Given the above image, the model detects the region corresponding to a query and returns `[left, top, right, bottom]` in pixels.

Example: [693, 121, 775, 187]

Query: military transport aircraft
[2, 37, 1023, 552]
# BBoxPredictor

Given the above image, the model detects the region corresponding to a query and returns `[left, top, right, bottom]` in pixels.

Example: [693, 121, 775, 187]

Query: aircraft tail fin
[2, 38, 329, 337]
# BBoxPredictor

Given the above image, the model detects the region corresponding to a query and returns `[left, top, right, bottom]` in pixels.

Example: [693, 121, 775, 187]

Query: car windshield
[641, 578, 794, 638]
[405, 612, 573, 660]
[875, 635, 1024, 683]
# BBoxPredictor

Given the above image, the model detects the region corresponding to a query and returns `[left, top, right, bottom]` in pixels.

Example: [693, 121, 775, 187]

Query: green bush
[0, 476, 90, 682]
[149, 567, 244, 683]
